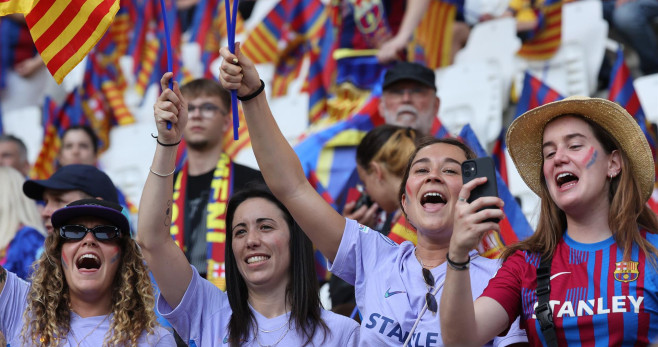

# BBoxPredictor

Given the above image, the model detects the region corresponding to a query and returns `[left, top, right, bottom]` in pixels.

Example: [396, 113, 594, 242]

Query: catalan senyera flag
[16, 0, 121, 83]
[515, 0, 563, 60]
[458, 124, 534, 258]
[31, 90, 89, 179]
[0, 0, 33, 15]
[409, 0, 458, 69]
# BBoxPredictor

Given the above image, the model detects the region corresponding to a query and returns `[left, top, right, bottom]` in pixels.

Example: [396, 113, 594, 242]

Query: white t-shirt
[328, 218, 528, 346]
[0, 271, 175, 346]
[157, 266, 360, 346]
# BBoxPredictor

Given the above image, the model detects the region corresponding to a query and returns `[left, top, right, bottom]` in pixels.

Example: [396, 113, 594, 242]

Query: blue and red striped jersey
[483, 230, 658, 346]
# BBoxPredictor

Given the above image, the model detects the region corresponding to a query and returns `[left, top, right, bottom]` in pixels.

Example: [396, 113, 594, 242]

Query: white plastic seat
[514, 0, 608, 97]
[455, 17, 521, 110]
[634, 73, 658, 124]
[436, 61, 503, 146]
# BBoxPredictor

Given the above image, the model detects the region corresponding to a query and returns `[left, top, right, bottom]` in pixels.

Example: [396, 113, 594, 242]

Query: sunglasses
[59, 225, 122, 241]
[422, 268, 438, 315]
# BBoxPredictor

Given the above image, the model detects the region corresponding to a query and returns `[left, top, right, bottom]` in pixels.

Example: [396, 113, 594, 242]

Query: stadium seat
[515, 0, 608, 97]
[1, 106, 43, 164]
[454, 17, 521, 110]
[436, 61, 503, 146]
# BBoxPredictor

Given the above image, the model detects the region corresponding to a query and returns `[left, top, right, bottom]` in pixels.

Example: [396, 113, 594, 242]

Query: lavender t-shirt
[0, 271, 175, 346]
[158, 266, 360, 346]
[328, 218, 528, 346]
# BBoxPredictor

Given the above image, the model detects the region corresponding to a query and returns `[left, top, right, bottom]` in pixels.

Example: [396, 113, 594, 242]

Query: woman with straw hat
[441, 96, 658, 345]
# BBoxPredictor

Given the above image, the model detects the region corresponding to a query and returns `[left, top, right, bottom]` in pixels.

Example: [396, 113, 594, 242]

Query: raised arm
[440, 177, 510, 345]
[136, 73, 192, 308]
[218, 44, 345, 262]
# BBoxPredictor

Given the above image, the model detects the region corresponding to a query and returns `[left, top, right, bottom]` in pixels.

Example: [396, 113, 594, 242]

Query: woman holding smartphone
[441, 97, 658, 345]
[217, 45, 527, 346]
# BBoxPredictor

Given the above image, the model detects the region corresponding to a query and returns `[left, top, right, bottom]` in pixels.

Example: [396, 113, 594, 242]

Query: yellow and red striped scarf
[171, 153, 233, 290]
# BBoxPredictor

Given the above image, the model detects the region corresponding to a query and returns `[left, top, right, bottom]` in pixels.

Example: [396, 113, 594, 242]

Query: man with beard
[378, 62, 439, 136]
[170, 79, 262, 291]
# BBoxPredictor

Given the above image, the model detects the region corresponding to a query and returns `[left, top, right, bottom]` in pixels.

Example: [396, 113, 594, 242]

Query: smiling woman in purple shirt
[137, 73, 359, 346]
[214, 44, 528, 347]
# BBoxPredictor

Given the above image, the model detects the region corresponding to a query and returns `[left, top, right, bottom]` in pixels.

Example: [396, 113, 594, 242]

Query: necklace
[414, 248, 442, 269]
[254, 322, 291, 347]
[258, 320, 289, 333]
[70, 314, 109, 347]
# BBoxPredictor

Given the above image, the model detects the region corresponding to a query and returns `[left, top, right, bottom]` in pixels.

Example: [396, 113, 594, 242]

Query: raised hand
[218, 43, 262, 98]
[154, 72, 188, 143]
[449, 177, 505, 261]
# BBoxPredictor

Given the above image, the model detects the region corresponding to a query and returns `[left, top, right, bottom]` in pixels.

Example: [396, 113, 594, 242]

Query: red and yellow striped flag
[0, 0, 33, 15]
[21, 0, 119, 83]
[516, 0, 563, 60]
[409, 0, 456, 69]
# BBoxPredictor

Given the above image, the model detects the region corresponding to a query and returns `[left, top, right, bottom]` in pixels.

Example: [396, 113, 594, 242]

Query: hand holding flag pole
[158, 0, 175, 130]
[225, 0, 240, 140]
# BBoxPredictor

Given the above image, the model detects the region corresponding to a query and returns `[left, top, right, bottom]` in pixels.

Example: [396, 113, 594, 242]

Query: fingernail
[233, 58, 238, 64]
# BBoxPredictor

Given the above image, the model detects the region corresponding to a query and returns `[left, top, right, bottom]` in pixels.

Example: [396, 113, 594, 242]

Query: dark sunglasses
[59, 225, 122, 241]
[422, 268, 438, 315]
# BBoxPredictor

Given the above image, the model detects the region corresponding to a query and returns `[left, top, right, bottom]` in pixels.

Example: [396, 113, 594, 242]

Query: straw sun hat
[506, 96, 654, 202]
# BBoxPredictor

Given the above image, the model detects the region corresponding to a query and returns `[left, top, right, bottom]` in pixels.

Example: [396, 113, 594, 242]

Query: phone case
[462, 157, 500, 223]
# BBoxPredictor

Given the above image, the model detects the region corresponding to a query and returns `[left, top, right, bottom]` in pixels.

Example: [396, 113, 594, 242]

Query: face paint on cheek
[583, 147, 598, 169]
[405, 182, 412, 198]
[109, 247, 121, 264]
[61, 253, 68, 268]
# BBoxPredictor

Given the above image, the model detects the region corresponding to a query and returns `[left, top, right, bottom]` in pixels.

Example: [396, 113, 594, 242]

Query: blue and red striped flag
[515, 71, 564, 118]
[458, 124, 533, 256]
[0, 18, 38, 90]
[493, 72, 563, 184]
[608, 48, 657, 178]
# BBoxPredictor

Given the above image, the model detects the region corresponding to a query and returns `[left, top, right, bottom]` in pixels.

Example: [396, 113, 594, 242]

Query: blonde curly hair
[21, 231, 159, 346]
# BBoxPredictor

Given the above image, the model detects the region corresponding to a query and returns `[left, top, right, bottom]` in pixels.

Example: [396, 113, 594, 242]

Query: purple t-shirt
[328, 218, 528, 346]
[0, 271, 175, 346]
[158, 266, 360, 346]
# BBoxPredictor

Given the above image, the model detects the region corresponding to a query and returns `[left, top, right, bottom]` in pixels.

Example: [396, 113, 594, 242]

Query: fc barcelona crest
[614, 261, 639, 282]
[350, 0, 384, 34]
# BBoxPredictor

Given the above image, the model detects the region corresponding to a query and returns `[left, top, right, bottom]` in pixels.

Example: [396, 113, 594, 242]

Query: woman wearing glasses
[0, 199, 175, 346]
[215, 45, 527, 346]
[441, 97, 658, 345]
[136, 73, 359, 346]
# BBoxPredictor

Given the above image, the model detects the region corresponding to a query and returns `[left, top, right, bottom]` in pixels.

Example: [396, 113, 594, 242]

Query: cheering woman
[441, 96, 658, 345]
[216, 45, 527, 346]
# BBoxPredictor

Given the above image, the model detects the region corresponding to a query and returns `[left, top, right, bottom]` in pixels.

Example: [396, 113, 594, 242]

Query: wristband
[446, 253, 470, 271]
[151, 133, 181, 147]
[237, 79, 265, 101]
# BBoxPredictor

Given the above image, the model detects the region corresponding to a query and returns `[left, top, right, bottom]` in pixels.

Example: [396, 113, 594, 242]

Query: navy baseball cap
[23, 164, 119, 203]
[52, 198, 130, 234]
[382, 62, 437, 91]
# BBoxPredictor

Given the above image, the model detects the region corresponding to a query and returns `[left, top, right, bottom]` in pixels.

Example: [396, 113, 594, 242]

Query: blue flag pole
[159, 0, 175, 130]
[225, 0, 240, 140]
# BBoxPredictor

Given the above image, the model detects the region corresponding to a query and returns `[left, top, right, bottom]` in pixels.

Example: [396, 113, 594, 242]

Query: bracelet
[446, 253, 470, 271]
[151, 133, 181, 147]
[149, 166, 176, 177]
[237, 79, 265, 101]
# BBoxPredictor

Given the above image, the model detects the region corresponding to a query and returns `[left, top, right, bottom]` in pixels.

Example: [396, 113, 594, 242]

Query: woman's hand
[154, 72, 188, 144]
[218, 43, 262, 98]
[450, 177, 505, 261]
